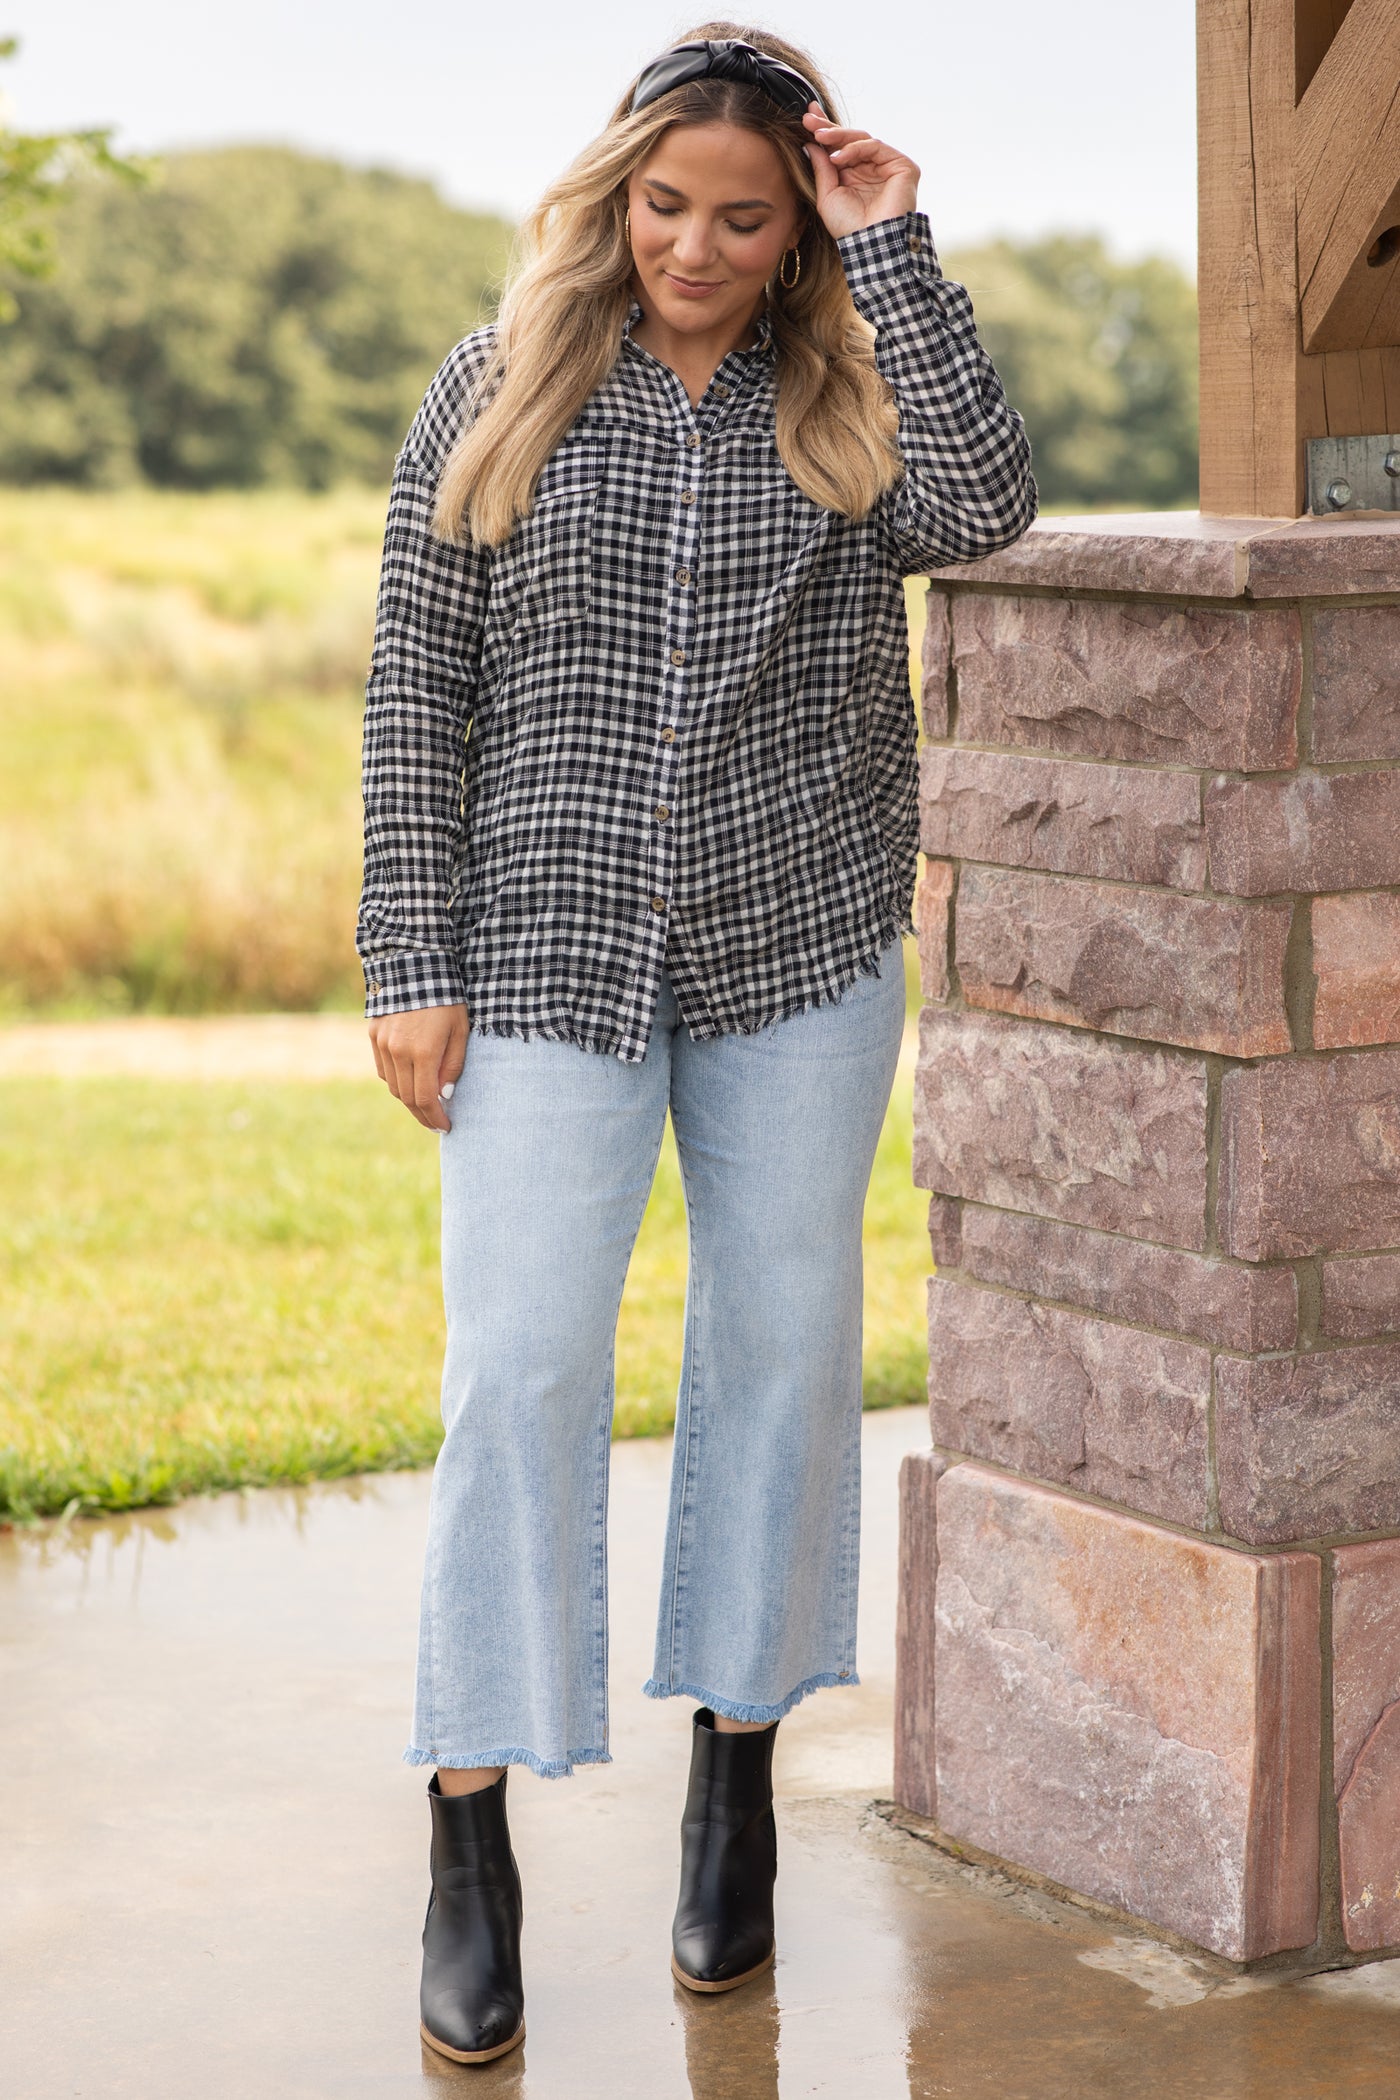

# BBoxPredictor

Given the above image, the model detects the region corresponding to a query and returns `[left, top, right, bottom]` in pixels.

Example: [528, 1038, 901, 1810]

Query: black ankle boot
[419, 1772, 525, 2064]
[671, 1707, 778, 1992]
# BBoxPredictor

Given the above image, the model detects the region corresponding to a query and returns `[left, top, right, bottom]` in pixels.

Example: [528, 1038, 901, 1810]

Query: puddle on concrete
[1077, 1935, 1222, 2008]
[1303, 1962, 1400, 2008]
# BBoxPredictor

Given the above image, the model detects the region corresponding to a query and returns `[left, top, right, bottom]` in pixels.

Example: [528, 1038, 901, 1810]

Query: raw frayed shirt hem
[461, 908, 912, 1065]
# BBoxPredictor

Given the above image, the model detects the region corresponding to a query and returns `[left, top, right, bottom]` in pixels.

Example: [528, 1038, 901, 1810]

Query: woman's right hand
[368, 1004, 470, 1132]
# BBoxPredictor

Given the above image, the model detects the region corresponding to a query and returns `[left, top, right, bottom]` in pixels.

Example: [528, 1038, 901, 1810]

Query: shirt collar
[622, 297, 774, 358]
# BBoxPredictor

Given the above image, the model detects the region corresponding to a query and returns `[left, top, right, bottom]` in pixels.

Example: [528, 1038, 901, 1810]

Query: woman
[359, 23, 1034, 2066]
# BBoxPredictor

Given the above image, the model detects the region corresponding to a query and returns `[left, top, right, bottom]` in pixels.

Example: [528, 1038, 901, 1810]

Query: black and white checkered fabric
[358, 212, 1035, 1062]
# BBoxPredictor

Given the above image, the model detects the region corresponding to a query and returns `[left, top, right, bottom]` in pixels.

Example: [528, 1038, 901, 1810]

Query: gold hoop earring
[624, 206, 631, 242]
[778, 246, 801, 290]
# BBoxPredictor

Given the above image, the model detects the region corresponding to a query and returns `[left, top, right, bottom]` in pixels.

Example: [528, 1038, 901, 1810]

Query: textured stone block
[934, 1464, 1321, 1959]
[956, 866, 1291, 1056]
[1313, 893, 1400, 1050]
[894, 1450, 946, 1820]
[1323, 1254, 1400, 1341]
[1312, 606, 1400, 762]
[1334, 1541, 1400, 1793]
[919, 747, 1206, 890]
[915, 859, 953, 1002]
[1220, 1049, 1400, 1259]
[927, 1277, 1211, 1525]
[1337, 1711, 1400, 1955]
[925, 512, 1400, 600]
[921, 588, 951, 740]
[951, 594, 1300, 769]
[926, 1194, 962, 1269]
[1206, 772, 1400, 896]
[952, 1204, 1298, 1352]
[1244, 516, 1400, 599]
[913, 1007, 1209, 1249]
[926, 514, 1271, 597]
[1333, 1540, 1400, 1950]
[1217, 1344, 1400, 1543]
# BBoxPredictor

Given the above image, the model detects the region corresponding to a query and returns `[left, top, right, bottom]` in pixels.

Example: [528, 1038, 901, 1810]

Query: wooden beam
[1303, 180, 1400, 352]
[1198, 0, 1302, 516]
[1198, 0, 1400, 517]
[1294, 0, 1400, 351]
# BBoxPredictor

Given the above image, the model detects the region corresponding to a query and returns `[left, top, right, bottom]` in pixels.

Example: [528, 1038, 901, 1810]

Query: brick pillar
[898, 512, 1400, 1966]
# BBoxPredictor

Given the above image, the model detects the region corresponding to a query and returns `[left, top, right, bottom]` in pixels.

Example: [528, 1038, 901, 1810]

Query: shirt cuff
[362, 949, 467, 1017]
[837, 212, 940, 293]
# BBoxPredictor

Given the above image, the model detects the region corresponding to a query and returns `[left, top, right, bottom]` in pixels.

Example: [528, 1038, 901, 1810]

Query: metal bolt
[1326, 478, 1355, 510]
[1385, 452, 1400, 479]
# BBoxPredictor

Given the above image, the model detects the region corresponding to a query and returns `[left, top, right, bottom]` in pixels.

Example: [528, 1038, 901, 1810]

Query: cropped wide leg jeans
[406, 942, 907, 1778]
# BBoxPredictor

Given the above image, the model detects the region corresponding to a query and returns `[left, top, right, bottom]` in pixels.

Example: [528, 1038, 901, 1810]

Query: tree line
[0, 144, 1198, 510]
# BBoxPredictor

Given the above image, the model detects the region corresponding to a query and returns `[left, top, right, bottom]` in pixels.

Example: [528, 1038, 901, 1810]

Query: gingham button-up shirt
[357, 212, 1035, 1062]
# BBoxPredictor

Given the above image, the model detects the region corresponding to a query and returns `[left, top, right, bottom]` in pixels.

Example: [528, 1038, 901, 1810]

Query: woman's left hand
[803, 105, 920, 239]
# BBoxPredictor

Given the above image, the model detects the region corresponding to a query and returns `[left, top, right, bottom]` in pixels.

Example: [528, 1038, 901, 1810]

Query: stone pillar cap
[930, 511, 1400, 600]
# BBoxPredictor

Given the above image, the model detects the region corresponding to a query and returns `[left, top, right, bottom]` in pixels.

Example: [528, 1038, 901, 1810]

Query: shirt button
[368, 981, 383, 995]
[909, 234, 922, 253]
[680, 489, 696, 505]
[685, 432, 701, 448]
[674, 567, 692, 586]
[654, 805, 671, 823]
[650, 895, 667, 913]
[660, 726, 676, 743]
[713, 383, 729, 398]
[670, 647, 687, 666]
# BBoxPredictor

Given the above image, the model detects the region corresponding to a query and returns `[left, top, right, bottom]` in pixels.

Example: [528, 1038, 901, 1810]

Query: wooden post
[1198, 0, 1400, 517]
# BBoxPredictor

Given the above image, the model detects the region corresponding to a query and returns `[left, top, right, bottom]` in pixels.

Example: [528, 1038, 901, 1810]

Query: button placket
[648, 415, 703, 928]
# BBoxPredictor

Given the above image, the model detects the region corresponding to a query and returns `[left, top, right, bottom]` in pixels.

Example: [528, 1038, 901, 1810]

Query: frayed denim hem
[640, 1671, 859, 1724]
[403, 1744, 612, 1781]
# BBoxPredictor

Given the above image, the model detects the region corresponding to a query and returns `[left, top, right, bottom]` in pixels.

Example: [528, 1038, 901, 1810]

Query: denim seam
[591, 1346, 615, 1756]
[600, 1101, 672, 1719]
[591, 1102, 670, 1740]
[662, 1147, 703, 1690]
[422, 1478, 441, 1750]
[840, 1332, 864, 1676]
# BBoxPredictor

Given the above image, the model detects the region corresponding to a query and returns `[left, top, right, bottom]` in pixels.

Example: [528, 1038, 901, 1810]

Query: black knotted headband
[628, 39, 829, 122]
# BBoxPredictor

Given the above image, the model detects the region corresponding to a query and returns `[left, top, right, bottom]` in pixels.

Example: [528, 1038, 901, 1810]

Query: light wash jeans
[406, 942, 907, 1778]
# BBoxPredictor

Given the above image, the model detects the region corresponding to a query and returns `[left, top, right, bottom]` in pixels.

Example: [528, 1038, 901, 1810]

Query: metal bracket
[1306, 434, 1400, 515]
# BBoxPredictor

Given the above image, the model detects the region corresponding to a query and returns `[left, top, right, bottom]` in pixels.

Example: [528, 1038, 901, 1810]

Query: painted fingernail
[439, 1081, 455, 1100]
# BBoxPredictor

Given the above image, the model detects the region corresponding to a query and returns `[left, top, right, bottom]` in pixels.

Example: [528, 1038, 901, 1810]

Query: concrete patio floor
[6, 1404, 1400, 2098]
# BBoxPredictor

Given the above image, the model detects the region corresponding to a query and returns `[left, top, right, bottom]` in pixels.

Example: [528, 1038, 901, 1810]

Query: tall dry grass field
[0, 489, 380, 1015]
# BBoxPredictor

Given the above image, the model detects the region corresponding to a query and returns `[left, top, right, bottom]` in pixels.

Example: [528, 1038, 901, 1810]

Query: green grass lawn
[0, 1067, 929, 1522]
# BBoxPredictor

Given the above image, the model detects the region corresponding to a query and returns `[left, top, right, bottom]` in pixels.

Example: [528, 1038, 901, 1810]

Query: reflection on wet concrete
[677, 1972, 781, 2100]
[5, 1406, 1400, 2097]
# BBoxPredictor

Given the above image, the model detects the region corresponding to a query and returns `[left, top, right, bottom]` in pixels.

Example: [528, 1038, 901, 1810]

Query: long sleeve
[356, 340, 494, 1016]
[838, 211, 1037, 573]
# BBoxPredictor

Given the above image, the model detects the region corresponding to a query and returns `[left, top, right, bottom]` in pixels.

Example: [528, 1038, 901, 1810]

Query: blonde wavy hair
[432, 21, 902, 547]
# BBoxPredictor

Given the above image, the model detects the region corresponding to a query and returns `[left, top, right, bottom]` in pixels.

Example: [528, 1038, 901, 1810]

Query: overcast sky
[4, 1, 1198, 268]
